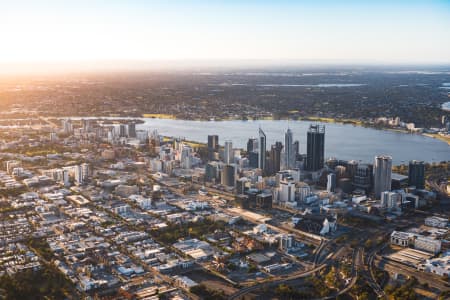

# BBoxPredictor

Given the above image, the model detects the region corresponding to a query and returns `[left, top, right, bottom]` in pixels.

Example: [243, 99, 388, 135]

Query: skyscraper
[269, 142, 283, 175]
[258, 128, 267, 172]
[284, 128, 294, 170]
[247, 138, 258, 153]
[408, 160, 425, 189]
[293, 140, 300, 157]
[208, 135, 219, 151]
[327, 173, 336, 193]
[306, 124, 325, 171]
[224, 140, 233, 164]
[353, 164, 373, 192]
[248, 151, 259, 168]
[207, 135, 219, 160]
[374, 155, 392, 199]
[221, 164, 235, 187]
[119, 124, 127, 137]
[128, 122, 136, 138]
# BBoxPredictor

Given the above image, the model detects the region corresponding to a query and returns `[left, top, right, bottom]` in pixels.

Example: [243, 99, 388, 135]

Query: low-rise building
[425, 216, 448, 229]
[390, 231, 413, 247]
[414, 236, 441, 254]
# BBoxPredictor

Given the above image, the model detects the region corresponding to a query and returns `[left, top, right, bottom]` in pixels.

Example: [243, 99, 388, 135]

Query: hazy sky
[1, 0, 450, 65]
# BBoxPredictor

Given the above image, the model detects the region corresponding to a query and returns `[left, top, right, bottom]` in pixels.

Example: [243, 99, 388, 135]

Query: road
[375, 257, 450, 292]
[228, 243, 347, 300]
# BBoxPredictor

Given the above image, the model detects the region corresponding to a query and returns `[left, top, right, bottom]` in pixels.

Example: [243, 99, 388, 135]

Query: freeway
[375, 257, 450, 292]
[228, 262, 328, 300]
[228, 243, 347, 300]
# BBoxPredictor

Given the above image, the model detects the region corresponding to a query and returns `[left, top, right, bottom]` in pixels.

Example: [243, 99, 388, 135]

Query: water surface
[137, 119, 450, 164]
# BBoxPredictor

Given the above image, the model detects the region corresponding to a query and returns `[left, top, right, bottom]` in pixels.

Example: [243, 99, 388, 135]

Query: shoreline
[140, 114, 450, 146]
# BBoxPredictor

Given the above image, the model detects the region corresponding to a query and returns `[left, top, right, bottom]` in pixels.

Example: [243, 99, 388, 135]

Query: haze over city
[1, 0, 450, 74]
[0, 1, 449, 300]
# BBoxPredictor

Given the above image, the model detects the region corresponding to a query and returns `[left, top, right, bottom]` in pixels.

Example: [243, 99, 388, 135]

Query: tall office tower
[293, 140, 300, 157]
[119, 124, 127, 137]
[279, 179, 296, 203]
[283, 128, 294, 170]
[208, 135, 219, 160]
[269, 142, 283, 175]
[62, 119, 73, 134]
[327, 173, 336, 193]
[74, 165, 84, 184]
[258, 128, 267, 172]
[408, 160, 425, 189]
[305, 124, 325, 171]
[224, 140, 233, 164]
[221, 164, 235, 187]
[248, 151, 259, 168]
[205, 162, 219, 183]
[347, 160, 358, 179]
[81, 163, 90, 180]
[82, 119, 90, 132]
[353, 164, 373, 192]
[373, 155, 392, 199]
[247, 138, 258, 153]
[128, 122, 136, 138]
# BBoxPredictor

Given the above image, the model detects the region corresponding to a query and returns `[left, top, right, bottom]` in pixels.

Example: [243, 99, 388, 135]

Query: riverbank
[423, 133, 450, 146]
[141, 113, 365, 125]
[140, 113, 428, 139]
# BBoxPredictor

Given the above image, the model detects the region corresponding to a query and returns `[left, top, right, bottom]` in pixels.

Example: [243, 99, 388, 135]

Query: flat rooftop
[227, 207, 272, 223]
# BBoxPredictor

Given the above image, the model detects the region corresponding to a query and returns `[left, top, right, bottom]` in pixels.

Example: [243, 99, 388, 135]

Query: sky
[1, 0, 450, 68]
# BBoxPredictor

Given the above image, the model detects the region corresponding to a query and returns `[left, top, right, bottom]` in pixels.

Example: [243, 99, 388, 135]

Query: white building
[381, 191, 402, 210]
[425, 216, 448, 228]
[298, 185, 311, 203]
[279, 234, 294, 251]
[414, 236, 441, 254]
[279, 179, 296, 204]
[418, 253, 450, 277]
[173, 275, 198, 290]
[224, 140, 233, 164]
[390, 231, 413, 247]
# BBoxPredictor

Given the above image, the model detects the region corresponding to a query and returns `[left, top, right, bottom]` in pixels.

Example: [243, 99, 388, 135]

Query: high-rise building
[327, 173, 336, 193]
[269, 142, 283, 175]
[353, 164, 373, 192]
[347, 160, 358, 179]
[258, 128, 267, 173]
[208, 135, 219, 160]
[224, 140, 233, 164]
[374, 155, 392, 199]
[298, 185, 311, 203]
[205, 162, 219, 183]
[119, 124, 127, 137]
[306, 124, 325, 171]
[128, 122, 136, 138]
[283, 128, 294, 170]
[381, 191, 401, 210]
[62, 119, 73, 134]
[248, 151, 259, 168]
[247, 138, 258, 153]
[408, 160, 425, 189]
[82, 119, 90, 132]
[221, 164, 235, 187]
[279, 234, 294, 251]
[293, 140, 300, 158]
[279, 179, 296, 203]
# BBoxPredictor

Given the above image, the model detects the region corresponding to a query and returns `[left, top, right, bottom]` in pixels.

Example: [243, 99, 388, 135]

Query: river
[137, 118, 449, 165]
